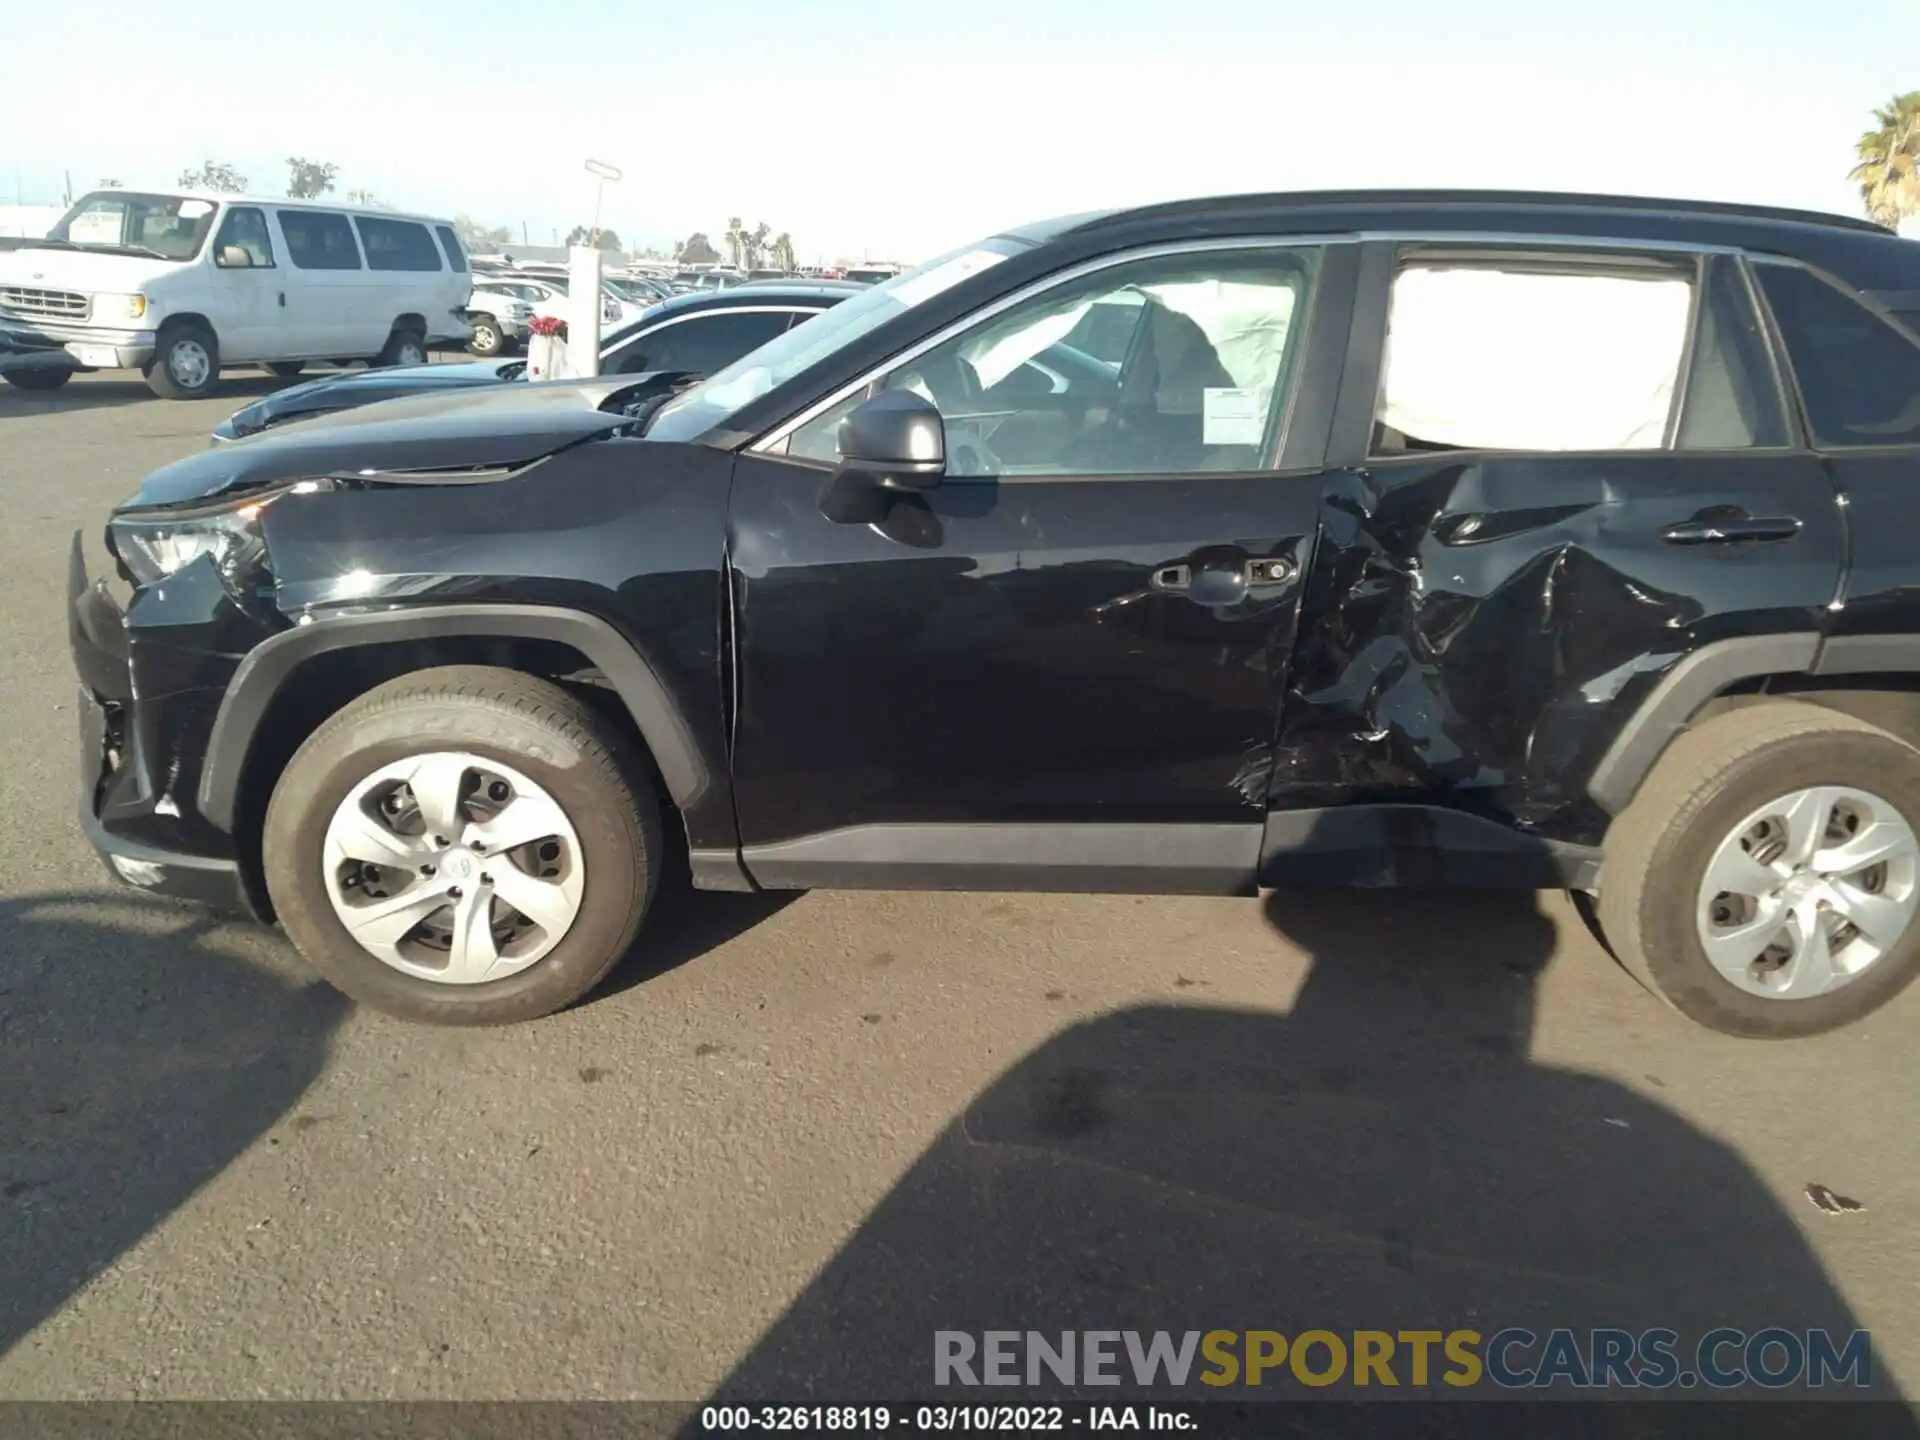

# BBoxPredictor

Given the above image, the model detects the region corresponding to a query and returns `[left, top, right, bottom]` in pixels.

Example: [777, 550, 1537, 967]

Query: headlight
[107, 480, 332, 587]
[97, 292, 148, 320]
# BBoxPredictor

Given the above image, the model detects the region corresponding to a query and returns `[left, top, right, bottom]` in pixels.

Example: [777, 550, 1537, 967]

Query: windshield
[647, 235, 1028, 442]
[47, 191, 219, 261]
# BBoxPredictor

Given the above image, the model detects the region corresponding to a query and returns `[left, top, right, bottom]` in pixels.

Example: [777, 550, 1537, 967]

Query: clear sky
[0, 0, 1909, 262]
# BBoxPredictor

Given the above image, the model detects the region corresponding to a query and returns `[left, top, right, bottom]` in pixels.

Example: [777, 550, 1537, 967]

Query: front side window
[786, 246, 1315, 476]
[47, 191, 217, 262]
[645, 237, 1026, 443]
[1754, 262, 1920, 448]
[355, 217, 443, 272]
[212, 206, 275, 268]
[435, 225, 469, 273]
[1372, 258, 1693, 454]
[609, 310, 801, 375]
[279, 210, 363, 271]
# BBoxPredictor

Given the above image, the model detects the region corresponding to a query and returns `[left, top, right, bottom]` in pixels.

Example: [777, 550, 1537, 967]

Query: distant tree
[565, 224, 623, 249]
[454, 216, 515, 247]
[98, 177, 124, 189]
[724, 216, 746, 269]
[677, 231, 721, 265]
[285, 157, 338, 199]
[771, 232, 796, 271]
[178, 160, 248, 193]
[745, 221, 770, 270]
[1851, 92, 1920, 229]
[344, 188, 396, 210]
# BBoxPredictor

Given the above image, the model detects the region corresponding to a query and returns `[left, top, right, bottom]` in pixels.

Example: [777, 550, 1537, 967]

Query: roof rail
[1094, 190, 1894, 238]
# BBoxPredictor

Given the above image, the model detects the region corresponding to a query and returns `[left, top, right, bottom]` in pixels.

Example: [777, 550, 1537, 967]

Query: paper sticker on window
[1203, 387, 1262, 446]
[67, 211, 124, 245]
[177, 200, 214, 218]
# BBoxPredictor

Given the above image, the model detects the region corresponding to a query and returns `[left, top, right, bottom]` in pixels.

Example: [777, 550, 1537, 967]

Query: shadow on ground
[0, 892, 349, 1360]
[702, 885, 1912, 1433]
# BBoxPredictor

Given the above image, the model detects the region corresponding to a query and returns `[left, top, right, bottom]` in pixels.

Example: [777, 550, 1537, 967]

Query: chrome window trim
[600, 304, 827, 362]
[751, 234, 1347, 453]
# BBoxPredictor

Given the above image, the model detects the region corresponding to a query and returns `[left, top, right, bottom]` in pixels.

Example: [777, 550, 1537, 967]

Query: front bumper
[1, 316, 156, 370]
[69, 531, 260, 915]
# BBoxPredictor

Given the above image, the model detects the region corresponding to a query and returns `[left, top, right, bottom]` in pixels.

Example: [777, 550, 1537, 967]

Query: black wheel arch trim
[196, 603, 709, 830]
[1586, 634, 1822, 814]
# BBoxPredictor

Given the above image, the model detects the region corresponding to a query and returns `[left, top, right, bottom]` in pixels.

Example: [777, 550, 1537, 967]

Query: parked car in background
[82, 189, 1920, 1039]
[210, 281, 853, 440]
[0, 189, 470, 397]
[462, 279, 539, 356]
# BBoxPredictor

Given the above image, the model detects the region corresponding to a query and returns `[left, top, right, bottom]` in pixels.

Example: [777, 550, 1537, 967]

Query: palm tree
[772, 232, 796, 272]
[1850, 92, 1920, 229]
[748, 222, 771, 270]
[724, 216, 746, 270]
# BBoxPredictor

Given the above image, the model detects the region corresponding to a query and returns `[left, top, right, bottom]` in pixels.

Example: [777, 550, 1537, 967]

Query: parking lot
[2, 372, 1918, 1403]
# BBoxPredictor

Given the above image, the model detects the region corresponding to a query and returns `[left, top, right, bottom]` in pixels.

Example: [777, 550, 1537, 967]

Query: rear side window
[278, 209, 362, 270]
[1755, 263, 1920, 448]
[435, 225, 468, 273]
[1675, 258, 1791, 450]
[608, 310, 797, 375]
[1374, 260, 1692, 453]
[355, 216, 443, 272]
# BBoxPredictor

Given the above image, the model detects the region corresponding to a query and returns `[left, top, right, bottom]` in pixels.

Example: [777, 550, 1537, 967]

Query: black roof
[1004, 189, 1920, 300]
[639, 282, 858, 317]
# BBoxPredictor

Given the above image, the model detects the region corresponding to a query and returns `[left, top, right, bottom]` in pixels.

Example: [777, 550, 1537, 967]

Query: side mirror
[836, 390, 945, 490]
[216, 245, 253, 268]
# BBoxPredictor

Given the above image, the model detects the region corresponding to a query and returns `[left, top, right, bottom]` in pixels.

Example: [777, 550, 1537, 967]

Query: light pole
[584, 158, 622, 248]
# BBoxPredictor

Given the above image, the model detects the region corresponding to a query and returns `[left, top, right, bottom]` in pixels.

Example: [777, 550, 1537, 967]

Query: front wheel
[1597, 701, 1920, 1037]
[374, 328, 429, 368]
[263, 667, 663, 1026]
[468, 317, 504, 357]
[145, 323, 220, 399]
[2, 366, 71, 391]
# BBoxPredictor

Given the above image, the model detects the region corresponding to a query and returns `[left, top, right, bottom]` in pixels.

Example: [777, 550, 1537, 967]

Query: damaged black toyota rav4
[70, 190, 1920, 1037]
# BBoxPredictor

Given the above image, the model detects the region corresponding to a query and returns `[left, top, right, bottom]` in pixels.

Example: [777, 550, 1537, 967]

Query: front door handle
[1150, 555, 1297, 605]
[1661, 510, 1801, 545]
[278, 292, 286, 307]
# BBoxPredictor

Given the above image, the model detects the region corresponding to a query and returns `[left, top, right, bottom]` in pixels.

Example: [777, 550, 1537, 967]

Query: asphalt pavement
[1, 370, 1916, 1409]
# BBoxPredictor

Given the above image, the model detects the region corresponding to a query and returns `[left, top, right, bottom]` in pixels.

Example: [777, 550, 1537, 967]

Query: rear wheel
[375, 328, 429, 368]
[1597, 701, 1920, 1037]
[264, 360, 305, 378]
[145, 322, 220, 399]
[263, 667, 663, 1026]
[2, 366, 71, 391]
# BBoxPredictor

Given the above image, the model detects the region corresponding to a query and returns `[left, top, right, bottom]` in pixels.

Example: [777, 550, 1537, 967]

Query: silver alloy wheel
[321, 751, 586, 985]
[168, 338, 211, 389]
[1696, 785, 1919, 1000]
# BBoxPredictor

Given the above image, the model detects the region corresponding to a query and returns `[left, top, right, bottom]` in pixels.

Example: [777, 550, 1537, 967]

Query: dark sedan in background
[211, 282, 858, 441]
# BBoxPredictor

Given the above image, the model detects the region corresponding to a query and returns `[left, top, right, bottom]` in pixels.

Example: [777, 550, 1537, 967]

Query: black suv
[69, 190, 1920, 1037]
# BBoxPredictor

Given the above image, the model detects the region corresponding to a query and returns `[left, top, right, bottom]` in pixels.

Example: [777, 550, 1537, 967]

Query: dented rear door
[1270, 244, 1844, 847]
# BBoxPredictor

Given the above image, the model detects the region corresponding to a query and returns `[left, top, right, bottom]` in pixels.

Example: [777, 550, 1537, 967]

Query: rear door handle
[1150, 556, 1297, 604]
[1661, 513, 1801, 545]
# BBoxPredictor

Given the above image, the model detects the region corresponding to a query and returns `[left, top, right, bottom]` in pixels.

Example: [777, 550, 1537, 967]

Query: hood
[215, 360, 519, 439]
[129, 375, 665, 509]
[0, 245, 179, 292]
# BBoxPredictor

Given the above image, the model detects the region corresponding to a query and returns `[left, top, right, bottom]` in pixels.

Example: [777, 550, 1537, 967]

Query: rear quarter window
[355, 216, 444, 272]
[1755, 263, 1920, 448]
[278, 209, 363, 270]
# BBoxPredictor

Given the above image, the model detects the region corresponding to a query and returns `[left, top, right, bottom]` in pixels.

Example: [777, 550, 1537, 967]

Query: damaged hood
[125, 376, 661, 510]
[213, 360, 523, 440]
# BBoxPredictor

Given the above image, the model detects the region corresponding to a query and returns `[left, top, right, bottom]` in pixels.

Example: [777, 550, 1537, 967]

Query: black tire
[2, 366, 71, 391]
[262, 666, 664, 1026]
[1597, 700, 1920, 1038]
[264, 360, 306, 378]
[145, 322, 220, 399]
[374, 328, 429, 369]
[468, 317, 504, 357]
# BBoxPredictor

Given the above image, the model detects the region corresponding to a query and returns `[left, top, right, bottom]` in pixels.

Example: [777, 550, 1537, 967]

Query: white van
[0, 189, 473, 399]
